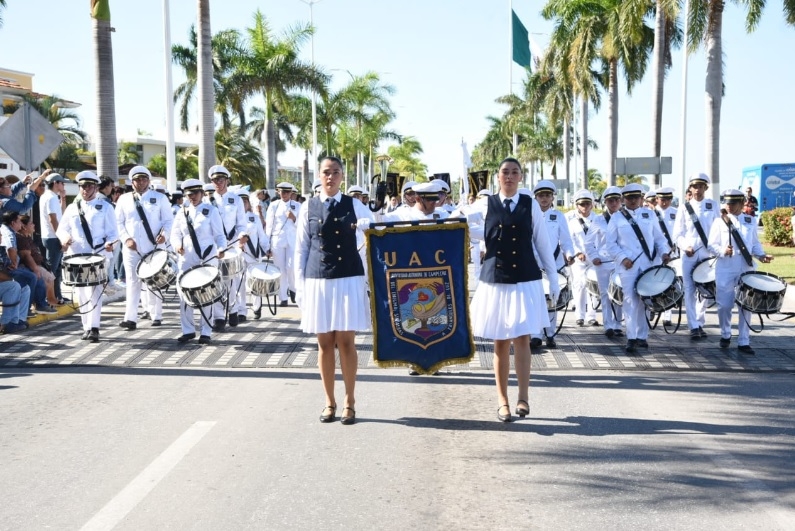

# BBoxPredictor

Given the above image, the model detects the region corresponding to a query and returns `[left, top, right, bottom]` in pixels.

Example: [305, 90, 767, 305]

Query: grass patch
[759, 244, 795, 285]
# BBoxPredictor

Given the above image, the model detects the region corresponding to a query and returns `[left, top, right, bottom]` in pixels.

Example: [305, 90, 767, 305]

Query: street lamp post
[299, 0, 323, 197]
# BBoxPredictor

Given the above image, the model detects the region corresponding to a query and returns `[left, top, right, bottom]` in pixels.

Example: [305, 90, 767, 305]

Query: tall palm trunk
[650, 1, 666, 188]
[264, 107, 278, 189]
[607, 59, 619, 189]
[563, 118, 571, 185]
[580, 97, 589, 189]
[197, 0, 215, 182]
[705, 2, 724, 201]
[91, 0, 119, 181]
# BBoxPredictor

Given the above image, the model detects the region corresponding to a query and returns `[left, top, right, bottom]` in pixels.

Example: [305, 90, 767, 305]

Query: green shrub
[761, 207, 794, 247]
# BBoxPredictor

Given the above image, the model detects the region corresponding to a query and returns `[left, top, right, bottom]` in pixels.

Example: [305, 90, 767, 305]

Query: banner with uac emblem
[366, 220, 475, 373]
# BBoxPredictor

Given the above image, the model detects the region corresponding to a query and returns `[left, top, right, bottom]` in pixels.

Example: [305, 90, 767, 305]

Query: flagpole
[679, 0, 691, 199]
[162, 0, 177, 192]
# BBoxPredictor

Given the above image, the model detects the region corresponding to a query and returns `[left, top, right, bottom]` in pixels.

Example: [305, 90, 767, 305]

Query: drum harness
[134, 195, 176, 302]
[244, 237, 279, 316]
[70, 200, 111, 314]
[182, 205, 219, 329]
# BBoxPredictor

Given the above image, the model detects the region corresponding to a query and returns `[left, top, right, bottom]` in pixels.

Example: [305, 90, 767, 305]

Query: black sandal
[340, 407, 356, 425]
[515, 400, 530, 418]
[319, 405, 337, 423]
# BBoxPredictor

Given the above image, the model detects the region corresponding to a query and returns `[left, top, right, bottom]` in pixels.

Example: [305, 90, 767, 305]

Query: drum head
[180, 266, 220, 288]
[138, 250, 168, 278]
[692, 259, 715, 283]
[65, 253, 104, 266]
[247, 262, 281, 280]
[741, 272, 786, 292]
[636, 266, 676, 297]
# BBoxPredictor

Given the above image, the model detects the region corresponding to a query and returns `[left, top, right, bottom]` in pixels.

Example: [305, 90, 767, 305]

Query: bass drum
[608, 270, 623, 306]
[246, 262, 281, 297]
[735, 271, 787, 314]
[634, 265, 683, 312]
[541, 269, 571, 312]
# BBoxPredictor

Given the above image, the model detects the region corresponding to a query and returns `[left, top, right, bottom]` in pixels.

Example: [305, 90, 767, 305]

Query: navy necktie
[503, 198, 512, 212]
[326, 197, 337, 212]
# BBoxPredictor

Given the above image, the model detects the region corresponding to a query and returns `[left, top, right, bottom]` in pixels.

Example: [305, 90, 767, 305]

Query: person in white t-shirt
[39, 173, 68, 304]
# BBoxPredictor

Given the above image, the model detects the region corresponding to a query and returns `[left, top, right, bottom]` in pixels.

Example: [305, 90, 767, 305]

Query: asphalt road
[1, 368, 794, 530]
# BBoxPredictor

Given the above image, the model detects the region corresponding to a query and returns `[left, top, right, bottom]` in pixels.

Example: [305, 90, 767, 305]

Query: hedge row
[760, 207, 795, 247]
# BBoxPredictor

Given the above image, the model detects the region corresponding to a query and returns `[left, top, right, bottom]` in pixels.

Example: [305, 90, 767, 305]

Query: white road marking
[80, 421, 216, 531]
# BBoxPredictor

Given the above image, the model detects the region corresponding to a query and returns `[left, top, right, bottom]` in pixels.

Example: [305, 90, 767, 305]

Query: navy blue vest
[305, 195, 364, 279]
[480, 194, 542, 284]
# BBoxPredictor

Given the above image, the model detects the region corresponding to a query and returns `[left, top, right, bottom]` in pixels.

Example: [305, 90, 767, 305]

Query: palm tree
[0, 0, 7, 29]
[212, 126, 266, 189]
[688, 0, 795, 194]
[196, 0, 216, 182]
[317, 85, 354, 158]
[4, 94, 88, 146]
[236, 9, 328, 188]
[387, 136, 426, 179]
[472, 115, 513, 174]
[91, 0, 119, 181]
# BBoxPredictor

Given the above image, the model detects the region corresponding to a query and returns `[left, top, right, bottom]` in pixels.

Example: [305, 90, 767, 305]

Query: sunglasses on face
[79, 183, 97, 189]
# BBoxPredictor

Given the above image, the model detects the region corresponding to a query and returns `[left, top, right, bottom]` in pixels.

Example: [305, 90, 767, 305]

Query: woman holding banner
[295, 156, 374, 425]
[469, 158, 559, 422]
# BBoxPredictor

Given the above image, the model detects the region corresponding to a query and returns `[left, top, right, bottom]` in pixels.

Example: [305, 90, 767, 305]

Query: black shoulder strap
[77, 200, 104, 251]
[654, 209, 674, 249]
[210, 195, 231, 240]
[183, 206, 213, 260]
[684, 201, 709, 247]
[723, 216, 753, 267]
[246, 237, 260, 258]
[603, 211, 611, 223]
[134, 193, 157, 245]
[619, 207, 655, 261]
[577, 216, 589, 235]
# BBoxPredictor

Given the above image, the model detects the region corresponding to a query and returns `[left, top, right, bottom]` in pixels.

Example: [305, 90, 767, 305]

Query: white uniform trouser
[681, 251, 709, 330]
[619, 256, 654, 340]
[571, 260, 596, 322]
[470, 240, 482, 288]
[234, 271, 248, 314]
[596, 264, 622, 330]
[178, 258, 217, 337]
[212, 272, 244, 320]
[123, 249, 163, 323]
[271, 243, 295, 302]
[715, 263, 751, 346]
[76, 285, 103, 330]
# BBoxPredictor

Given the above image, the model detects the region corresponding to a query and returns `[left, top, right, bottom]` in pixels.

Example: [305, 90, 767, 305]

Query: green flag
[512, 10, 531, 68]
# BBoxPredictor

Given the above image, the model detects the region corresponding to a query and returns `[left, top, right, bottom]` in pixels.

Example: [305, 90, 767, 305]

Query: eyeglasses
[79, 183, 97, 189]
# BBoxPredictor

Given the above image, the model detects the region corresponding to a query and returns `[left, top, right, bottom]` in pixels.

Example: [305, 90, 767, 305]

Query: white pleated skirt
[470, 280, 550, 340]
[299, 275, 371, 334]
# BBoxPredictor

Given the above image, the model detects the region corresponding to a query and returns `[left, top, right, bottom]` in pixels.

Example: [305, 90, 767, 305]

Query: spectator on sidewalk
[39, 173, 68, 304]
[1, 210, 55, 315]
[16, 215, 58, 307]
[1, 233, 31, 334]
[0, 172, 49, 215]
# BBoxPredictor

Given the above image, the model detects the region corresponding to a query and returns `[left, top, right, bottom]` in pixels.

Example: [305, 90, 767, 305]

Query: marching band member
[707, 189, 773, 355]
[644, 189, 658, 209]
[56, 171, 119, 342]
[451, 189, 491, 287]
[265, 181, 300, 307]
[654, 187, 678, 326]
[585, 186, 624, 337]
[116, 166, 174, 330]
[437, 180, 456, 214]
[529, 180, 574, 349]
[170, 179, 226, 345]
[469, 158, 558, 422]
[207, 165, 248, 330]
[383, 180, 449, 223]
[606, 183, 670, 353]
[234, 187, 269, 320]
[673, 173, 719, 340]
[568, 189, 599, 327]
[169, 189, 184, 217]
[398, 180, 418, 210]
[295, 156, 375, 425]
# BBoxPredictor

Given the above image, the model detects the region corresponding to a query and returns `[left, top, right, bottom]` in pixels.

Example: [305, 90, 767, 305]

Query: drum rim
[737, 270, 787, 292]
[64, 252, 105, 265]
[634, 265, 677, 297]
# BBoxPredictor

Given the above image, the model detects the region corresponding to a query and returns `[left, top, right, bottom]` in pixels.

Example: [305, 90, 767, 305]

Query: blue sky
[1, 0, 793, 196]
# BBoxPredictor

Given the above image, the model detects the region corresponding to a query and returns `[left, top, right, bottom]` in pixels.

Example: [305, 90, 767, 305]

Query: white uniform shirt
[707, 211, 764, 271]
[39, 189, 62, 239]
[170, 202, 226, 266]
[537, 207, 574, 269]
[210, 190, 248, 244]
[655, 205, 677, 248]
[56, 198, 119, 255]
[585, 211, 614, 264]
[567, 211, 595, 258]
[265, 199, 301, 248]
[606, 207, 669, 265]
[116, 189, 174, 255]
[673, 198, 719, 254]
[382, 206, 450, 222]
[241, 210, 269, 263]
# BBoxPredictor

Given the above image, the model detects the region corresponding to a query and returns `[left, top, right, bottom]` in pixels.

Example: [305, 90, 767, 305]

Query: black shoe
[238, 315, 246, 323]
[515, 400, 530, 418]
[546, 337, 557, 348]
[637, 339, 649, 348]
[228, 313, 239, 327]
[497, 404, 513, 423]
[198, 335, 211, 345]
[605, 329, 616, 338]
[289, 289, 296, 304]
[738, 344, 755, 355]
[151, 320, 162, 327]
[319, 405, 337, 423]
[81, 329, 91, 340]
[89, 328, 99, 342]
[177, 333, 196, 343]
[720, 337, 730, 348]
[213, 319, 226, 332]
[613, 329, 624, 337]
[626, 339, 638, 353]
[587, 319, 600, 326]
[119, 320, 136, 330]
[530, 337, 542, 348]
[663, 320, 673, 327]
[690, 328, 701, 341]
[576, 319, 585, 326]
[699, 327, 708, 338]
[408, 368, 420, 376]
[279, 300, 288, 307]
[253, 309, 261, 320]
[140, 311, 151, 320]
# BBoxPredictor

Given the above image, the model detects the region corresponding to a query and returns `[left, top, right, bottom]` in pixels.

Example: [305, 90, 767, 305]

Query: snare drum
[62, 253, 108, 287]
[734, 271, 787, 314]
[246, 262, 281, 297]
[541, 270, 571, 311]
[136, 249, 177, 291]
[179, 265, 225, 308]
[219, 248, 245, 278]
[634, 265, 683, 312]
[585, 268, 600, 299]
[692, 258, 716, 300]
[608, 270, 623, 306]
